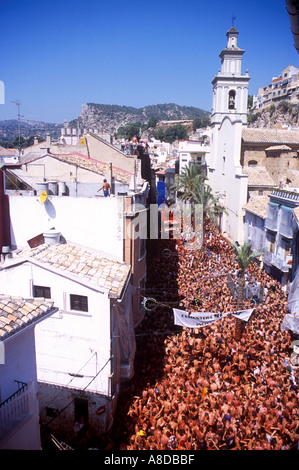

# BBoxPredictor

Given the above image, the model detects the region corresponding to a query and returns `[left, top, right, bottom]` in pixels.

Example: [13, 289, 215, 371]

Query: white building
[208, 26, 250, 243]
[178, 139, 210, 174]
[0, 296, 57, 449]
[244, 188, 299, 291]
[0, 157, 150, 442]
[253, 64, 299, 110]
[0, 241, 133, 441]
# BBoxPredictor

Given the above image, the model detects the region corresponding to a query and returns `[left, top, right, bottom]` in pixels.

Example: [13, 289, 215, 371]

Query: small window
[74, 398, 88, 423]
[228, 90, 236, 110]
[140, 237, 146, 259]
[70, 294, 88, 312]
[33, 285, 51, 298]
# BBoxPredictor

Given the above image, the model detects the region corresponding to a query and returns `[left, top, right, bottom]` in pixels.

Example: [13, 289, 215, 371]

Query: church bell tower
[211, 26, 250, 126]
[208, 25, 250, 244]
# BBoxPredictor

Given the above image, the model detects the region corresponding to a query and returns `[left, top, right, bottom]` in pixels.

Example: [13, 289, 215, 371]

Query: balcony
[0, 381, 36, 445]
[263, 250, 291, 273]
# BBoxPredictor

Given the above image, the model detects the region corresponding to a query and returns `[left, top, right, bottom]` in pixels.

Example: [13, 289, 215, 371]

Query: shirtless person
[97, 179, 111, 197]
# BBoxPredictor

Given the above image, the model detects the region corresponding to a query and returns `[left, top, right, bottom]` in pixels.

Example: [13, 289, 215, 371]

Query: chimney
[105, 162, 112, 188]
[46, 133, 51, 148]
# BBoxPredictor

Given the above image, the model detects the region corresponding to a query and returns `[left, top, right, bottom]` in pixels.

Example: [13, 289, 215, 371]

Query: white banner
[173, 308, 254, 328]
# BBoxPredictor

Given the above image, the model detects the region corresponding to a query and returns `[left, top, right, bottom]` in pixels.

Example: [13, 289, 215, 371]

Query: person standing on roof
[97, 179, 111, 197]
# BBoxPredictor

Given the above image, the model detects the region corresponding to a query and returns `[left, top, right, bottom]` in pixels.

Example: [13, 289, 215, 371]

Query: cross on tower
[231, 14, 236, 26]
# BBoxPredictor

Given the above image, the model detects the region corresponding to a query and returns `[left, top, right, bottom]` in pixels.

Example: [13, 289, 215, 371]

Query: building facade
[253, 65, 299, 110]
[0, 297, 57, 449]
[0, 242, 133, 441]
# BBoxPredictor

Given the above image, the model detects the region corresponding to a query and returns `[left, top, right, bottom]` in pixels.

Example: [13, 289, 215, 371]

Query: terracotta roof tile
[0, 296, 57, 341]
[243, 195, 270, 219]
[242, 128, 299, 144]
[242, 166, 275, 187]
[31, 152, 134, 185]
[5, 243, 131, 299]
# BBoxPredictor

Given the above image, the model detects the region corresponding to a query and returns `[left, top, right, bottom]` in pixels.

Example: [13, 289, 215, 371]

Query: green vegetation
[154, 124, 189, 144]
[115, 122, 143, 140]
[0, 135, 44, 150]
[247, 110, 260, 124]
[277, 100, 289, 113]
[172, 165, 226, 240]
[232, 241, 262, 340]
[172, 165, 206, 203]
[192, 116, 211, 131]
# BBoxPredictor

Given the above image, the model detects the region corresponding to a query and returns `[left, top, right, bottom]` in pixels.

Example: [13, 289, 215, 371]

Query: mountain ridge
[0, 103, 210, 142]
[69, 102, 211, 133]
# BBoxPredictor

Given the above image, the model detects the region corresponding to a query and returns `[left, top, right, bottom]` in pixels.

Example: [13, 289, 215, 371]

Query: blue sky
[0, 0, 298, 124]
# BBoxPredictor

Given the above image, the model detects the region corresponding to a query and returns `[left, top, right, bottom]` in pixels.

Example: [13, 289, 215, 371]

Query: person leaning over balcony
[97, 179, 111, 197]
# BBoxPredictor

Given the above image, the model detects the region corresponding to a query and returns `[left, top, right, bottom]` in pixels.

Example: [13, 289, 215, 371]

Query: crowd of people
[111, 221, 299, 451]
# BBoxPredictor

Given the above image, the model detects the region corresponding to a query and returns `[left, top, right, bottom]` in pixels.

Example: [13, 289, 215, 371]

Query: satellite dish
[40, 190, 48, 204]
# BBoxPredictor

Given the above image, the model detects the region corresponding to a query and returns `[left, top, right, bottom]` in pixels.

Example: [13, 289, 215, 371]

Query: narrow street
[110, 223, 298, 450]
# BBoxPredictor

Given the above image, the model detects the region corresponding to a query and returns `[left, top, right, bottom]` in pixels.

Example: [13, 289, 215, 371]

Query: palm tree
[233, 241, 262, 340]
[172, 164, 206, 203]
[191, 183, 226, 242]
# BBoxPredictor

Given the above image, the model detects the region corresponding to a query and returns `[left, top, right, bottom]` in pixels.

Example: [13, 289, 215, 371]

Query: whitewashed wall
[0, 262, 112, 395]
[0, 328, 38, 400]
[9, 195, 124, 261]
[0, 331, 41, 450]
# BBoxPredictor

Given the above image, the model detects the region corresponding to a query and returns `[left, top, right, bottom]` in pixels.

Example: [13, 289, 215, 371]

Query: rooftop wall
[8, 195, 124, 261]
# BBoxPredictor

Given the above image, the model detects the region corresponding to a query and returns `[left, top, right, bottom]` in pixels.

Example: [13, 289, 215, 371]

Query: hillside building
[253, 65, 299, 110]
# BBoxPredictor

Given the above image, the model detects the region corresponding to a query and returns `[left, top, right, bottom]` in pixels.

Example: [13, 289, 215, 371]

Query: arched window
[248, 160, 258, 167]
[228, 90, 236, 110]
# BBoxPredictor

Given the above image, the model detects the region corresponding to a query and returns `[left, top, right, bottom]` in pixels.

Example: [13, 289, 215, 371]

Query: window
[33, 285, 51, 298]
[228, 90, 236, 109]
[267, 232, 276, 254]
[284, 241, 291, 261]
[70, 294, 88, 312]
[74, 398, 88, 423]
[248, 160, 258, 167]
[140, 236, 146, 259]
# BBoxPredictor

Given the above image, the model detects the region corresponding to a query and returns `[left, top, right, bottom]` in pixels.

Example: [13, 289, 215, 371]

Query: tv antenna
[11, 100, 24, 153]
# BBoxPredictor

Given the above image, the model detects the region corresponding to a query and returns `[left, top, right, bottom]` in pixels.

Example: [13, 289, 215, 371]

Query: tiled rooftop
[0, 296, 56, 340]
[24, 152, 134, 185]
[265, 144, 292, 151]
[242, 166, 275, 187]
[50, 153, 134, 185]
[243, 195, 270, 219]
[242, 128, 299, 145]
[4, 243, 131, 299]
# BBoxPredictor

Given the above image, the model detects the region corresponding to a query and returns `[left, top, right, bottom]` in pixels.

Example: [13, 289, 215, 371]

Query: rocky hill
[248, 101, 299, 129]
[68, 103, 210, 134]
[0, 119, 61, 143]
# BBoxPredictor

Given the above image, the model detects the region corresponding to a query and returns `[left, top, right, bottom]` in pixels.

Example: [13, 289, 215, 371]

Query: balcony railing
[0, 382, 35, 442]
[263, 250, 291, 273]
